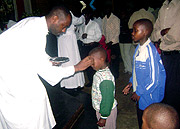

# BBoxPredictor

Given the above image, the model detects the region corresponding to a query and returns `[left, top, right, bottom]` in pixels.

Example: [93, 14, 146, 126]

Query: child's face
[132, 22, 146, 44]
[90, 53, 104, 71]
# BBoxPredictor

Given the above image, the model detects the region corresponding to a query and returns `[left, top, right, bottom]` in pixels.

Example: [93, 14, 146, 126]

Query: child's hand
[122, 83, 132, 95]
[131, 92, 140, 102]
[97, 118, 106, 127]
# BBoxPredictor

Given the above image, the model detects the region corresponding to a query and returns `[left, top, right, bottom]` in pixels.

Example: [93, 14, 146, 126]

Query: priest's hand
[74, 56, 93, 72]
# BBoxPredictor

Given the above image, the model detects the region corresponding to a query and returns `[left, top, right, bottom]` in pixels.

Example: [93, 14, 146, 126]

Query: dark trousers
[161, 52, 180, 116]
[77, 40, 99, 85]
[109, 43, 120, 79]
[136, 103, 143, 129]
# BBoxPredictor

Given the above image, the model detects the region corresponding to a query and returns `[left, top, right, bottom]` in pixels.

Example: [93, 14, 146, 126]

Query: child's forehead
[90, 52, 98, 56]
[90, 53, 99, 59]
[90, 52, 104, 59]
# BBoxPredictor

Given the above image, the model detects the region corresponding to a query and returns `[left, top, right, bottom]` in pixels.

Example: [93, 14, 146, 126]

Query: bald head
[143, 103, 179, 129]
[134, 19, 153, 37]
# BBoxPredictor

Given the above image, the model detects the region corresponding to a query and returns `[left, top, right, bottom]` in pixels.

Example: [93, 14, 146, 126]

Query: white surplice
[0, 16, 75, 129]
[57, 13, 85, 89]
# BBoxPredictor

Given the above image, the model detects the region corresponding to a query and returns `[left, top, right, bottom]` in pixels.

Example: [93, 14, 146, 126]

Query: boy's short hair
[134, 19, 153, 37]
[89, 47, 108, 63]
[144, 103, 179, 129]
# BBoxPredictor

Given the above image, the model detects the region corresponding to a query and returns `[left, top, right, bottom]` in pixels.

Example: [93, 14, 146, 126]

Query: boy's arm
[99, 80, 115, 119]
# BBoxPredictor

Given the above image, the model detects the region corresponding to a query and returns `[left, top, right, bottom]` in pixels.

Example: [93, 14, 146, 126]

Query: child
[142, 103, 179, 129]
[89, 47, 117, 129]
[122, 19, 166, 128]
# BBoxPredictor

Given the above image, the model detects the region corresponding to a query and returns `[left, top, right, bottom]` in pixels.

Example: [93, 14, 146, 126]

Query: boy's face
[90, 53, 104, 71]
[131, 22, 146, 44]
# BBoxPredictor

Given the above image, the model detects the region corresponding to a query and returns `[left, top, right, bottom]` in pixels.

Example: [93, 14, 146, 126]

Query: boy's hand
[122, 83, 132, 95]
[97, 118, 106, 127]
[131, 92, 140, 102]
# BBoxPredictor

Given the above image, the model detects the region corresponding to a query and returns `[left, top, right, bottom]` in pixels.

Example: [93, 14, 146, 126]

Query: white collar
[139, 38, 151, 51]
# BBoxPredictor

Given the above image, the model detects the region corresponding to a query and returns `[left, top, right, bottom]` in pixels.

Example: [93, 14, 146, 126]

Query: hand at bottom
[97, 118, 106, 127]
[131, 92, 140, 102]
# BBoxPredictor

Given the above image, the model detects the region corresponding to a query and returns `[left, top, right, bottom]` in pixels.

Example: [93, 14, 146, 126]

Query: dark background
[31, 0, 165, 17]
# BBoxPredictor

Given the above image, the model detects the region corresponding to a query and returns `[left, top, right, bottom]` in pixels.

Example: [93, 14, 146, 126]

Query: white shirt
[93, 17, 102, 32]
[79, 19, 102, 44]
[0, 16, 75, 129]
[151, 0, 180, 51]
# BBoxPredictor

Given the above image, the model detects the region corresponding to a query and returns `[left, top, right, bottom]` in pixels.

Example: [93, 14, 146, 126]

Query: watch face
[49, 57, 69, 63]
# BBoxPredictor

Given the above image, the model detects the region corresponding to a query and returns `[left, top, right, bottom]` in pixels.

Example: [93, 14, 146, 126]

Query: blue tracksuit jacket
[130, 39, 166, 110]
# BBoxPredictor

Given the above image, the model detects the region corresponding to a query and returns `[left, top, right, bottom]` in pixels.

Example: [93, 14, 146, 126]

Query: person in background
[57, 11, 85, 93]
[0, 6, 93, 129]
[142, 103, 179, 129]
[122, 19, 166, 129]
[0, 20, 16, 34]
[151, 0, 180, 117]
[89, 47, 117, 129]
[93, 9, 111, 63]
[78, 7, 102, 87]
[128, 8, 155, 31]
[119, 9, 134, 75]
[102, 5, 120, 79]
[93, 9, 103, 32]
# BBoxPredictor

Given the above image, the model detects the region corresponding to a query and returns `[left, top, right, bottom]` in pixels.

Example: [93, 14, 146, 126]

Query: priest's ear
[51, 15, 59, 24]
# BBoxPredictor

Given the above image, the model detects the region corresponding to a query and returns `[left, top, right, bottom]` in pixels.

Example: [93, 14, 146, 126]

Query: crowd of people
[0, 0, 179, 128]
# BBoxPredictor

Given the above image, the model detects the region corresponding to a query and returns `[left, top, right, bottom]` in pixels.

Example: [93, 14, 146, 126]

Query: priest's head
[46, 6, 72, 36]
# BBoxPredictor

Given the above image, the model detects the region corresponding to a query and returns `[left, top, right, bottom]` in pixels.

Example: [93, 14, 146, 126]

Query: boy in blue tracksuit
[122, 19, 166, 129]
